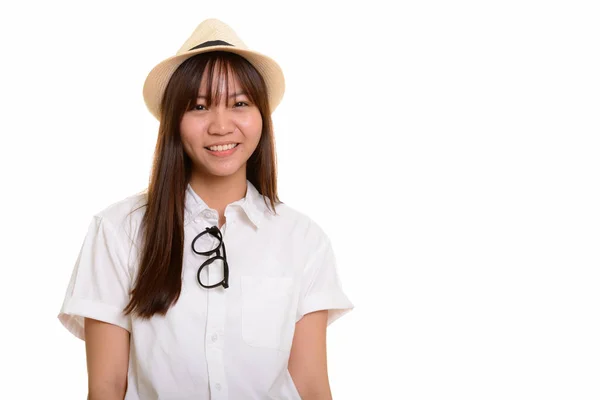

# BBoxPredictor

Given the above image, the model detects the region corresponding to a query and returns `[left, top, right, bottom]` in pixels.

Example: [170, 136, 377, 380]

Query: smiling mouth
[204, 143, 239, 152]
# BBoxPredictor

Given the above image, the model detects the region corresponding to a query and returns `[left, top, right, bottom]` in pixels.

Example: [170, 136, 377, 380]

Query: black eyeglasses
[191, 225, 229, 289]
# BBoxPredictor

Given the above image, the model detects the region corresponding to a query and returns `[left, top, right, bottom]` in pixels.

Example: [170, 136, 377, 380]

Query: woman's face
[180, 65, 263, 180]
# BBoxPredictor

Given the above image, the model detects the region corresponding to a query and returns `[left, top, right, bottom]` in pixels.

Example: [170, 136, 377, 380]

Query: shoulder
[268, 201, 330, 244]
[94, 189, 147, 227]
[91, 189, 148, 249]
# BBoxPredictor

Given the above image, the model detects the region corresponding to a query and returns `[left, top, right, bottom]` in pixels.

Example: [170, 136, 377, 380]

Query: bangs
[161, 51, 270, 123]
[186, 52, 262, 110]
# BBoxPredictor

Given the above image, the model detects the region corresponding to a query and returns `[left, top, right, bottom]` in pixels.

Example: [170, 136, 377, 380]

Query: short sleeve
[57, 215, 133, 340]
[296, 228, 354, 326]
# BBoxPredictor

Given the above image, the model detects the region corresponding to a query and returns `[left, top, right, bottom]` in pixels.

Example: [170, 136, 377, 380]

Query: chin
[202, 165, 245, 178]
[211, 171, 239, 178]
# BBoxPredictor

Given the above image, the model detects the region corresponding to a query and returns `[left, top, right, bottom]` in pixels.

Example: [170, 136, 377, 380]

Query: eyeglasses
[191, 225, 229, 289]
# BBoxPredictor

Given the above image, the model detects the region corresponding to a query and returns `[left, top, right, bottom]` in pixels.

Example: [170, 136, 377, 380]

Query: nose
[208, 107, 234, 135]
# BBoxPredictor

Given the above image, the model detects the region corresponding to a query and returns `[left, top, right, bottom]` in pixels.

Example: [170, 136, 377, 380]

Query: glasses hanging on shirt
[191, 225, 229, 289]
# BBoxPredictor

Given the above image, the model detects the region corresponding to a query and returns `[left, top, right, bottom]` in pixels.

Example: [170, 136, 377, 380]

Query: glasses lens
[192, 228, 221, 255]
[197, 255, 228, 288]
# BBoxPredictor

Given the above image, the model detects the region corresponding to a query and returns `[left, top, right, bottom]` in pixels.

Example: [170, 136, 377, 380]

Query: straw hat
[142, 18, 285, 121]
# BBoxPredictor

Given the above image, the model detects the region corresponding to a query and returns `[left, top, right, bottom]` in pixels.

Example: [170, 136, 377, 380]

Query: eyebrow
[197, 91, 247, 99]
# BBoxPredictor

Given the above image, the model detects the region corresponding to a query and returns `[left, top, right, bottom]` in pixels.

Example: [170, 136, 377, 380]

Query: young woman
[58, 18, 354, 400]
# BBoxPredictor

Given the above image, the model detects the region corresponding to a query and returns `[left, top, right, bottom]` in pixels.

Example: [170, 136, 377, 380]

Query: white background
[1, 0, 598, 399]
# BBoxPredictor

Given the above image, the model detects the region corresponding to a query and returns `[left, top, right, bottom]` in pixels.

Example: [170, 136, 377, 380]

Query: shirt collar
[184, 179, 267, 229]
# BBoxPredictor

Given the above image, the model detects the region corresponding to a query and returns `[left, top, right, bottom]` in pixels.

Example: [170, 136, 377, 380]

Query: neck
[188, 170, 248, 215]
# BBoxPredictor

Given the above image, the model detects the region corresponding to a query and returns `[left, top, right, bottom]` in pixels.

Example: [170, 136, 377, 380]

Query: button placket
[204, 238, 228, 398]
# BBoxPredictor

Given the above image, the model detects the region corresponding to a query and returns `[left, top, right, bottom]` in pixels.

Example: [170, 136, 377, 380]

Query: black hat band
[189, 40, 233, 51]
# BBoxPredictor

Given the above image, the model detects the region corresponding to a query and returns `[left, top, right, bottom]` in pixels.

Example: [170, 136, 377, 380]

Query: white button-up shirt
[58, 180, 354, 399]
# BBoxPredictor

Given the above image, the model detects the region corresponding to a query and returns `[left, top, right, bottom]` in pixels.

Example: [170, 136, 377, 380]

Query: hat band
[189, 40, 233, 51]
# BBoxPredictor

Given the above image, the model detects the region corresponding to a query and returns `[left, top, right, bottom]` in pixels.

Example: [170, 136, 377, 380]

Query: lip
[205, 143, 239, 157]
[205, 141, 239, 148]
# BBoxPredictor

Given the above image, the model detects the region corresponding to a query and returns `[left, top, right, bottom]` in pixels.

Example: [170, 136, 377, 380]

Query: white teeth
[209, 143, 237, 152]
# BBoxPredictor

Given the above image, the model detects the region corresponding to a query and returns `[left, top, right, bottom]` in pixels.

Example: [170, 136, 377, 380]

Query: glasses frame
[191, 225, 230, 289]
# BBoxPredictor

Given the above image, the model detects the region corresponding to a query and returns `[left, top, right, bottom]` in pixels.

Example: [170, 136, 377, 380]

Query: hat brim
[143, 46, 285, 121]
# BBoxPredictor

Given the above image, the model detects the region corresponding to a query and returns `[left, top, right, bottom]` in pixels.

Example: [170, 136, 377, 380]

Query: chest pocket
[241, 275, 295, 351]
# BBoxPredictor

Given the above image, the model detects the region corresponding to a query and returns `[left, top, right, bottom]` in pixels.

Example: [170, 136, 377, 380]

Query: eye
[193, 104, 207, 111]
[234, 101, 249, 107]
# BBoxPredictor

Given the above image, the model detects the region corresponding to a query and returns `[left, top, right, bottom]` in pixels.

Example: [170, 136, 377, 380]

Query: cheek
[179, 118, 191, 143]
[181, 136, 193, 155]
[180, 118, 205, 147]
[239, 112, 263, 138]
[179, 127, 193, 151]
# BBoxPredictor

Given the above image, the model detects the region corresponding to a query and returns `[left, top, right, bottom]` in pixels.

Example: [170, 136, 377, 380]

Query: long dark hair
[124, 51, 281, 318]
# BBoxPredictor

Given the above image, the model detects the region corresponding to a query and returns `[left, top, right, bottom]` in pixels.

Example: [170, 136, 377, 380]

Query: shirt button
[211, 334, 218, 342]
[203, 210, 213, 219]
[215, 383, 222, 391]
